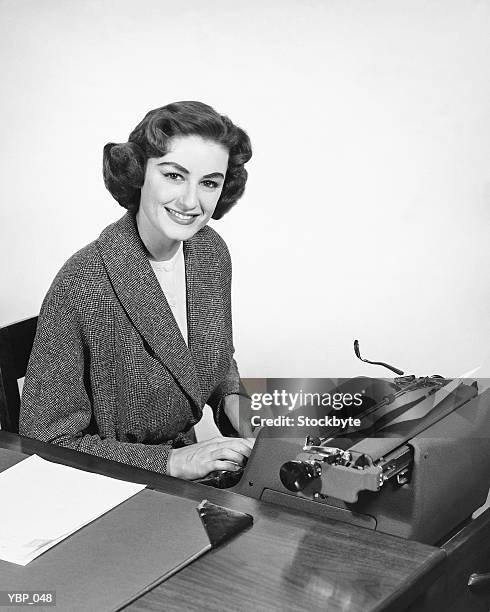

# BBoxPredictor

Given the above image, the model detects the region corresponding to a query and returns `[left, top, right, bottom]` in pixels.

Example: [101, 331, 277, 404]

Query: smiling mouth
[164, 206, 199, 223]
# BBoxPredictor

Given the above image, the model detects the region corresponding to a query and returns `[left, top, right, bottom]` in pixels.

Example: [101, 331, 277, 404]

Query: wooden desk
[0, 431, 445, 612]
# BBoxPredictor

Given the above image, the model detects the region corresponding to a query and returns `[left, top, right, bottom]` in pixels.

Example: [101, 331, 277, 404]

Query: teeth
[167, 208, 194, 220]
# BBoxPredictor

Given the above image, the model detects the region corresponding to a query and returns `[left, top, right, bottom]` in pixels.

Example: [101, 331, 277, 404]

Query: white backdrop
[1, 0, 489, 383]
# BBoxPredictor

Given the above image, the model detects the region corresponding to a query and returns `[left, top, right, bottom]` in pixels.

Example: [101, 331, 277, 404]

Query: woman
[20, 101, 254, 480]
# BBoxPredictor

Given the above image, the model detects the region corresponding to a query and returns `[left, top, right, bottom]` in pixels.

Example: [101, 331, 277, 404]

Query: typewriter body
[236, 375, 490, 544]
[201, 367, 490, 545]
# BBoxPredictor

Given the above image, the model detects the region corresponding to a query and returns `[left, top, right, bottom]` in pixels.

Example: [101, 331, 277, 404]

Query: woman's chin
[160, 218, 205, 242]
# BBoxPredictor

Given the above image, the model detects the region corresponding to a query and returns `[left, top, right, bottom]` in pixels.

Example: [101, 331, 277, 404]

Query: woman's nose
[180, 184, 198, 210]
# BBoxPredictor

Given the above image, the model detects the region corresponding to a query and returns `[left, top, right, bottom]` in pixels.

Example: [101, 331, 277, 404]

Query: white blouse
[149, 243, 188, 345]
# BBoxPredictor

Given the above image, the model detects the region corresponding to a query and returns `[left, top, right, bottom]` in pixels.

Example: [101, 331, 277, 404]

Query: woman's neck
[135, 208, 181, 262]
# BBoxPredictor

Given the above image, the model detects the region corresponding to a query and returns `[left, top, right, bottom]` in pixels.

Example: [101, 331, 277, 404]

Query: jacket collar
[95, 211, 211, 409]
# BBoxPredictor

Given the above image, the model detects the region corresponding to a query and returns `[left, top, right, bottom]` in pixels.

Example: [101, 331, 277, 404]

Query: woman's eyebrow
[157, 161, 189, 174]
[158, 161, 224, 180]
[203, 172, 225, 180]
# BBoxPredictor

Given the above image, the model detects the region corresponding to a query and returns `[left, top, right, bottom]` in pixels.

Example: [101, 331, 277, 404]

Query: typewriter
[198, 342, 490, 545]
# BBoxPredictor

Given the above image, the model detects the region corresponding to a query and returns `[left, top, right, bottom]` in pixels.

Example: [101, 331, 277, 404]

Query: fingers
[192, 437, 256, 478]
[211, 460, 243, 472]
[239, 420, 254, 438]
[210, 446, 248, 466]
[208, 437, 254, 456]
[172, 437, 255, 480]
[222, 437, 254, 456]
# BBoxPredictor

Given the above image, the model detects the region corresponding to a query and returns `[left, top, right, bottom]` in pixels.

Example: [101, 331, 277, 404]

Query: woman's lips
[164, 206, 199, 225]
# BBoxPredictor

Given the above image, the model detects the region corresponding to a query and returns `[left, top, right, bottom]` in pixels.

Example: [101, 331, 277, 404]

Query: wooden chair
[0, 317, 38, 433]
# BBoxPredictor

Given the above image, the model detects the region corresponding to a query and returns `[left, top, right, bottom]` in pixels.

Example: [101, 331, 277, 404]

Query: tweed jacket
[20, 212, 242, 474]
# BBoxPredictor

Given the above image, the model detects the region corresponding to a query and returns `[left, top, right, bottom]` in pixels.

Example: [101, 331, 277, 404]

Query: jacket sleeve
[205, 235, 250, 436]
[19, 272, 173, 474]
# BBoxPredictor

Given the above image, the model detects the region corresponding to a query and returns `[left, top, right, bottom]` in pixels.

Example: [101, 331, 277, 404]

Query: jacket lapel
[184, 232, 225, 391]
[96, 212, 202, 408]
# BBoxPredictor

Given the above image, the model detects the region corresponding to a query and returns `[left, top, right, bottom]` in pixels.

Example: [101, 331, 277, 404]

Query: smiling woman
[137, 136, 229, 261]
[19, 101, 254, 480]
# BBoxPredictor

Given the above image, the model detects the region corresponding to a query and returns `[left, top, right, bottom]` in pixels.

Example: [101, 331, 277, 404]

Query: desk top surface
[0, 431, 444, 612]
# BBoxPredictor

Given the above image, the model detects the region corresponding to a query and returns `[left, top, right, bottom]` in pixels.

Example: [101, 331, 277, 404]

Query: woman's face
[136, 135, 229, 259]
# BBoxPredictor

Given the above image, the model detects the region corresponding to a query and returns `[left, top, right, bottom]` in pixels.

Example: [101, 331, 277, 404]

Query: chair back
[0, 316, 38, 433]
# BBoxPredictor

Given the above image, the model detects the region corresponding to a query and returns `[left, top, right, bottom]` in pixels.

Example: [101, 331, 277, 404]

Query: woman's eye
[201, 180, 219, 190]
[164, 172, 184, 181]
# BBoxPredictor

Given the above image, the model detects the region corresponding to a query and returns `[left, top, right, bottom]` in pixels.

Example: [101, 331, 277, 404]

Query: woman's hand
[223, 394, 254, 437]
[166, 437, 254, 480]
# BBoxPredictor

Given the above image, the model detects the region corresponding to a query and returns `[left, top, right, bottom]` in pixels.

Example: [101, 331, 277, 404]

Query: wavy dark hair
[102, 101, 252, 219]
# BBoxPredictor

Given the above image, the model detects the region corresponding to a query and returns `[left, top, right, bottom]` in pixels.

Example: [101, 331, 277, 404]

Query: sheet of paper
[0, 454, 146, 566]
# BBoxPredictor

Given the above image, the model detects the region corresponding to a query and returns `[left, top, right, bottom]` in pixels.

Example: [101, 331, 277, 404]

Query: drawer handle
[468, 572, 490, 595]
